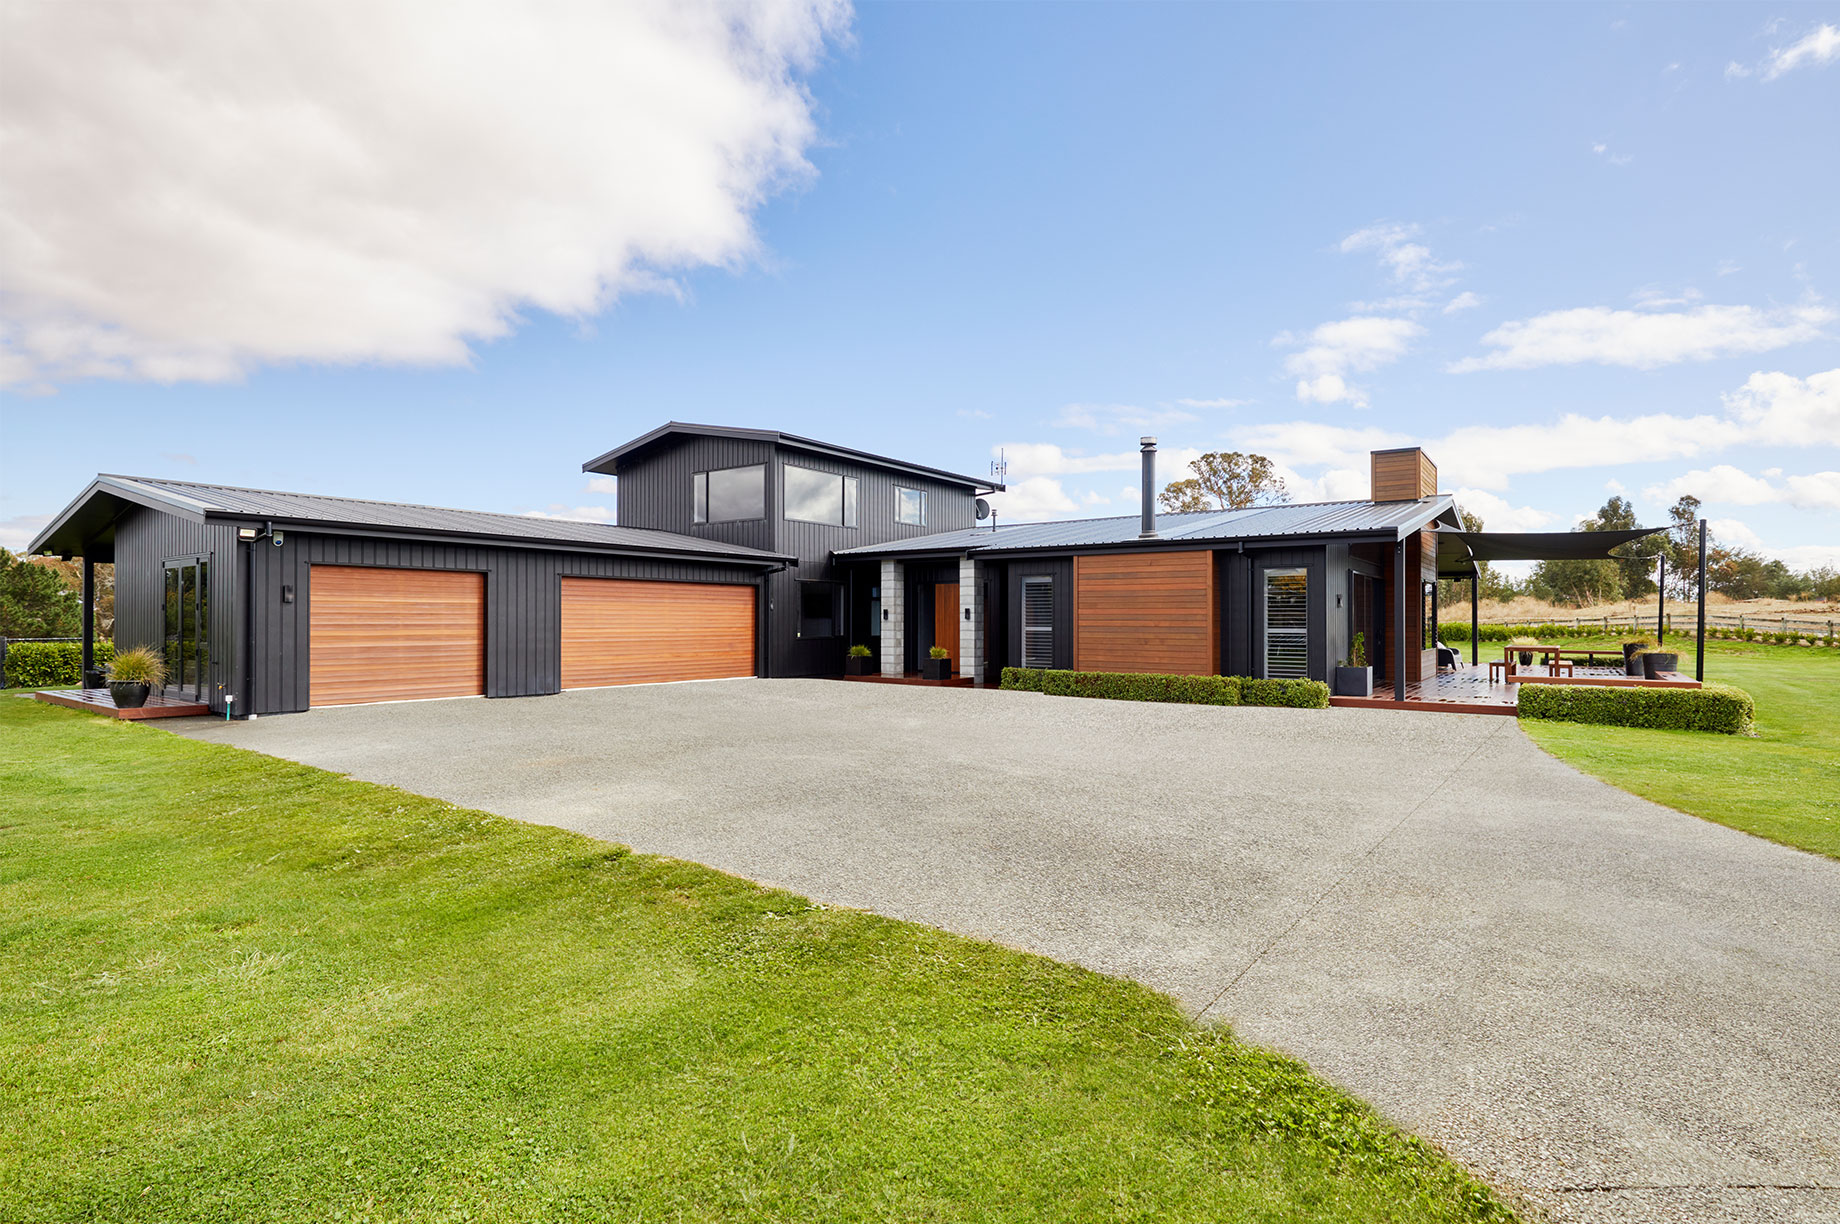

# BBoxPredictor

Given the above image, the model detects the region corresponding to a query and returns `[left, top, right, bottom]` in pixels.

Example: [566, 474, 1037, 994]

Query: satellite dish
[975, 497, 991, 521]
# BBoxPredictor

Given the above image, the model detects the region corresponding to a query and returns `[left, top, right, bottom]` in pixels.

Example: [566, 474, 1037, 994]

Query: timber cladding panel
[309, 565, 485, 706]
[1371, 447, 1437, 501]
[559, 577, 755, 688]
[1072, 550, 1218, 675]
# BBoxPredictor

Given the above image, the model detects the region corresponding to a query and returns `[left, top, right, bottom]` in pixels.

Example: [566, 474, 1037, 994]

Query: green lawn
[1519, 637, 1840, 859]
[0, 698, 1512, 1223]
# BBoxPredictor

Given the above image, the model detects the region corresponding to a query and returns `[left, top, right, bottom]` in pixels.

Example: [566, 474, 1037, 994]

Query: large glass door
[162, 559, 209, 700]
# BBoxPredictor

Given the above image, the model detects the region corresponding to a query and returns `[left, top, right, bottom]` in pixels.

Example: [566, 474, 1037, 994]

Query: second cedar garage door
[560, 578, 755, 688]
[309, 566, 485, 706]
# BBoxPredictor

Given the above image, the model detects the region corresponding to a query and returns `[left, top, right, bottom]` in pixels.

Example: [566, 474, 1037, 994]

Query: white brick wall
[959, 556, 985, 684]
[880, 559, 905, 677]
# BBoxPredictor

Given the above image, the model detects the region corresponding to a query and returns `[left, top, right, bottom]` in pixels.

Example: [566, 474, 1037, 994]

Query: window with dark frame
[895, 486, 927, 526]
[783, 464, 859, 527]
[691, 464, 765, 524]
[798, 581, 841, 639]
[1022, 576, 1053, 668]
[1265, 567, 1308, 679]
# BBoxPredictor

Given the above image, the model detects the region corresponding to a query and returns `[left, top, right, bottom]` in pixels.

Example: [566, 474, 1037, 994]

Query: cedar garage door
[309, 566, 485, 706]
[560, 577, 755, 688]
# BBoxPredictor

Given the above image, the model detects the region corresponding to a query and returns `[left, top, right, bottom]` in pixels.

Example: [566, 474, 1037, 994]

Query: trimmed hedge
[998, 667, 1328, 710]
[3, 640, 114, 688]
[1517, 681, 1754, 735]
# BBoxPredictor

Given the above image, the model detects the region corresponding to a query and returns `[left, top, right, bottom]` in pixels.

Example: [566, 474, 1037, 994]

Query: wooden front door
[309, 566, 485, 706]
[932, 582, 959, 674]
[560, 578, 756, 688]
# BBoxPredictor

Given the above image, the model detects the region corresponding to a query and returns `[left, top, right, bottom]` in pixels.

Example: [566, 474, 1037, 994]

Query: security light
[237, 527, 257, 540]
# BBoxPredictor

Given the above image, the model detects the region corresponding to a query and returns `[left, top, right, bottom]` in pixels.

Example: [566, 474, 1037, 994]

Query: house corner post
[958, 555, 984, 685]
[81, 553, 96, 682]
[1394, 539, 1407, 701]
[880, 559, 905, 678]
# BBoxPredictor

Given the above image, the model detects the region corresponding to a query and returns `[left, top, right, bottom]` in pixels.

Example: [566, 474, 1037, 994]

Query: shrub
[1239, 677, 1331, 708]
[848, 644, 872, 658]
[1517, 682, 1754, 735]
[3, 640, 114, 688]
[1342, 631, 1368, 668]
[1000, 667, 1329, 709]
[928, 645, 950, 660]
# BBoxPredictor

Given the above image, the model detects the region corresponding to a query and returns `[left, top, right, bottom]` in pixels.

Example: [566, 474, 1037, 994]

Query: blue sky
[3, 2, 1836, 571]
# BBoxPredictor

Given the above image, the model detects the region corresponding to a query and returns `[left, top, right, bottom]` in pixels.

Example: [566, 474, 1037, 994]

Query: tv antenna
[991, 448, 1008, 486]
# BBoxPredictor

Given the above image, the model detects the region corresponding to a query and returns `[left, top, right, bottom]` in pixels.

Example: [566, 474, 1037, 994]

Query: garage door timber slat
[560, 578, 755, 688]
[310, 566, 485, 706]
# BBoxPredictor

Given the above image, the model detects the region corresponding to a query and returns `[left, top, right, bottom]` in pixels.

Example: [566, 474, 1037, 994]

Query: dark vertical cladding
[1005, 558, 1073, 670]
[1244, 545, 1328, 682]
[110, 507, 244, 714]
[613, 434, 779, 554]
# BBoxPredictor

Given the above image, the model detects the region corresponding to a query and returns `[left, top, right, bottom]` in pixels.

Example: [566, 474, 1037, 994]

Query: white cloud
[0, 514, 55, 553]
[1763, 23, 1840, 79]
[1770, 543, 1840, 570]
[1710, 518, 1768, 550]
[1721, 367, 1840, 444]
[1631, 285, 1702, 309]
[996, 442, 1141, 476]
[986, 477, 1079, 522]
[1726, 60, 1753, 81]
[956, 408, 993, 420]
[1647, 465, 1840, 512]
[1278, 315, 1423, 408]
[523, 504, 614, 522]
[0, 1, 851, 390]
[1591, 142, 1634, 166]
[1236, 422, 1410, 471]
[1443, 291, 1482, 314]
[585, 476, 619, 495]
[1717, 259, 1743, 277]
[1338, 224, 1461, 292]
[1174, 396, 1251, 409]
[1450, 303, 1833, 372]
[1051, 402, 1199, 434]
[1450, 488, 1558, 533]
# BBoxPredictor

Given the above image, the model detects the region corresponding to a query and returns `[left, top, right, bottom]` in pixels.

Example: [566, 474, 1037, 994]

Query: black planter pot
[1642, 651, 1680, 679]
[1621, 641, 1646, 661]
[845, 655, 875, 676]
[1517, 652, 1535, 667]
[1332, 665, 1373, 697]
[82, 667, 107, 690]
[922, 657, 953, 681]
[108, 681, 150, 709]
[1625, 654, 1647, 677]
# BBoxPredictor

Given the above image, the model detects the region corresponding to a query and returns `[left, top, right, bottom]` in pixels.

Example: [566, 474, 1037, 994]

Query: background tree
[1158, 452, 1290, 513]
[0, 549, 84, 638]
[1437, 508, 1520, 606]
[1664, 495, 1703, 601]
[26, 556, 114, 637]
[1581, 494, 1663, 597]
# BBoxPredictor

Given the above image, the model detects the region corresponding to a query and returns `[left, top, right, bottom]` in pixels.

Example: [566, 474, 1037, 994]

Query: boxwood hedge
[2, 640, 114, 688]
[1517, 681, 1754, 735]
[998, 667, 1329, 709]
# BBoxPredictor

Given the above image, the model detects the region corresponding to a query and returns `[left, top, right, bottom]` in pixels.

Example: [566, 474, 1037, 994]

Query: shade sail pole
[81, 553, 95, 684]
[1695, 519, 1707, 681]
[1394, 540, 1407, 701]
[1657, 553, 1665, 643]
[1470, 569, 1479, 666]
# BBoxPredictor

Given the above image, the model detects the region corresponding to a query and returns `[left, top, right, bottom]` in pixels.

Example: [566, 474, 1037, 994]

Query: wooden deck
[35, 689, 212, 720]
[1330, 663, 1700, 715]
[838, 672, 979, 688]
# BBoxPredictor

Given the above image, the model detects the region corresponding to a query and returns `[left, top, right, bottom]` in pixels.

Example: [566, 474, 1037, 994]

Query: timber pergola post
[81, 550, 95, 686]
[1394, 538, 1408, 702]
[1470, 566, 1479, 666]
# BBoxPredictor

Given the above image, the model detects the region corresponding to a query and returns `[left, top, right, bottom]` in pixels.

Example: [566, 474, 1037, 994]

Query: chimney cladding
[1139, 436, 1158, 538]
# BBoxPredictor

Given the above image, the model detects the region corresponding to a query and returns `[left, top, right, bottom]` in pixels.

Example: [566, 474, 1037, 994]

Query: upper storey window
[784, 464, 859, 528]
[895, 486, 928, 527]
[692, 465, 765, 524]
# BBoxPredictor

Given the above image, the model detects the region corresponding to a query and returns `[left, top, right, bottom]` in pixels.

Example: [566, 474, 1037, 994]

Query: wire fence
[1468, 613, 1837, 642]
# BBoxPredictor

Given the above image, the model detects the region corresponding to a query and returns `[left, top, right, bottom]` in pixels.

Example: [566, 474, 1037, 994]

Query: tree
[1438, 508, 1519, 606]
[0, 549, 83, 638]
[1664, 496, 1704, 600]
[25, 555, 114, 637]
[1158, 452, 1290, 513]
[1581, 494, 1662, 597]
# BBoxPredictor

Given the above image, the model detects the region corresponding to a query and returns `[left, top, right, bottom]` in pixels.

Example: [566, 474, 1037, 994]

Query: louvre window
[1022, 576, 1054, 668]
[1265, 567, 1308, 679]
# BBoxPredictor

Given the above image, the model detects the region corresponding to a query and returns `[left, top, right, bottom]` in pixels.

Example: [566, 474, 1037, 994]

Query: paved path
[173, 680, 1840, 1223]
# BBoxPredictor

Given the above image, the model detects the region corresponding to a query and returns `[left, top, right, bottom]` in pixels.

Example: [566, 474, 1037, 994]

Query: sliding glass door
[162, 559, 209, 700]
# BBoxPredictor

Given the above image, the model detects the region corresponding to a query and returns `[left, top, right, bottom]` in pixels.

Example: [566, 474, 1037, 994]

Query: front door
[932, 582, 960, 674]
[161, 559, 209, 701]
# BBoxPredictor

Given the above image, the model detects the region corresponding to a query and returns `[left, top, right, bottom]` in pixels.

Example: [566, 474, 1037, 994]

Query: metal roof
[580, 421, 1002, 491]
[28, 474, 793, 563]
[834, 495, 1459, 557]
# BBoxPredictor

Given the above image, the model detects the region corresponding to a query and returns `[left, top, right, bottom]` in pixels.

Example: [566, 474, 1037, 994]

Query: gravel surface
[172, 679, 1840, 1224]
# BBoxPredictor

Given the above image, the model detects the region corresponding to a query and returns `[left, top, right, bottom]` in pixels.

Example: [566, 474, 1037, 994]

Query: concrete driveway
[173, 679, 1840, 1224]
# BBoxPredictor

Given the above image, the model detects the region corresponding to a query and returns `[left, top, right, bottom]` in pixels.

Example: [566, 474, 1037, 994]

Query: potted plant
[922, 645, 953, 681]
[1621, 639, 1649, 662]
[1509, 635, 1539, 668]
[1333, 631, 1373, 697]
[845, 643, 875, 676]
[1642, 648, 1680, 679]
[1624, 645, 1649, 677]
[106, 645, 167, 710]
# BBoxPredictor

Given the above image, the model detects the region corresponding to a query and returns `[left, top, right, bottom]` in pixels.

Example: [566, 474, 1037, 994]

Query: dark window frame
[691, 464, 767, 525]
[782, 463, 860, 529]
[895, 485, 928, 527]
[1021, 575, 1053, 668]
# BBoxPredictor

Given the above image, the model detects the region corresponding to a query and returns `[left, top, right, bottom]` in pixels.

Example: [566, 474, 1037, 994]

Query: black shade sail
[1433, 525, 1665, 577]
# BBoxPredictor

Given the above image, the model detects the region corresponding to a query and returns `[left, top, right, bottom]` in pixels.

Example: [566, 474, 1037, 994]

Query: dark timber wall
[111, 506, 244, 713]
[1004, 558, 1073, 671]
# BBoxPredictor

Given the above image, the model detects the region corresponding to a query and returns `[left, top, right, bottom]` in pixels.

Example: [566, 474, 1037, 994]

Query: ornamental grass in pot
[1643, 649, 1680, 679]
[1333, 631, 1373, 697]
[845, 643, 875, 676]
[106, 645, 167, 709]
[1509, 635, 1539, 667]
[1623, 640, 1652, 676]
[922, 644, 953, 681]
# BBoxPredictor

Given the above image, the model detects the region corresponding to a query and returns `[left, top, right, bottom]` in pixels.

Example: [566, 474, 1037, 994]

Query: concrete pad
[171, 679, 1840, 1223]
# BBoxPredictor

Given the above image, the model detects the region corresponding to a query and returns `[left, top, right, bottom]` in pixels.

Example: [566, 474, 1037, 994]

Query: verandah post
[1394, 539, 1407, 702]
[81, 553, 95, 686]
[1469, 570, 1478, 666]
[1695, 519, 1707, 681]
